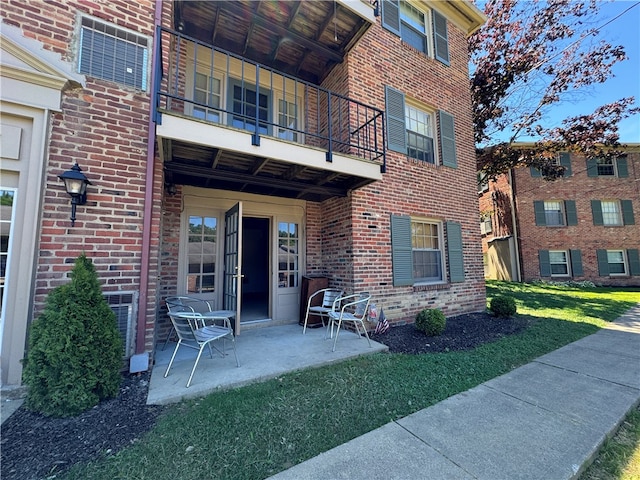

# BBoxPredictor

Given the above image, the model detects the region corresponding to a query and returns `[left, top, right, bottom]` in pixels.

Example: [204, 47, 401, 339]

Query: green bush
[415, 308, 446, 336]
[22, 254, 123, 417]
[489, 295, 517, 318]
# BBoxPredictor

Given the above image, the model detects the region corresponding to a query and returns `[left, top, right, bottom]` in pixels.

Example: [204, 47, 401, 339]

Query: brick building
[1, 0, 486, 387]
[479, 146, 640, 285]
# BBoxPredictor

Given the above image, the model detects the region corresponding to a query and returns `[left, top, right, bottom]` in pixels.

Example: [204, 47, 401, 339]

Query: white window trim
[405, 98, 438, 165]
[399, 1, 434, 58]
[544, 200, 565, 227]
[601, 199, 623, 226]
[411, 217, 446, 285]
[607, 249, 628, 276]
[596, 158, 617, 177]
[549, 250, 571, 277]
[274, 91, 305, 144]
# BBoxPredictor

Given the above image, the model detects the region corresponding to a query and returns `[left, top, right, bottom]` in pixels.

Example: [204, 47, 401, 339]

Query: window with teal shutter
[391, 215, 413, 286]
[621, 200, 635, 225]
[596, 249, 609, 276]
[559, 152, 572, 177]
[446, 221, 464, 282]
[617, 157, 629, 177]
[432, 10, 449, 65]
[381, 0, 401, 36]
[629, 249, 640, 276]
[439, 110, 457, 168]
[591, 200, 604, 225]
[570, 249, 583, 276]
[533, 201, 546, 226]
[538, 250, 551, 277]
[385, 86, 407, 154]
[565, 200, 578, 226]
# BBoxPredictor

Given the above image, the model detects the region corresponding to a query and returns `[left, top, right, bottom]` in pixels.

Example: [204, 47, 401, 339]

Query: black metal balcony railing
[153, 27, 386, 170]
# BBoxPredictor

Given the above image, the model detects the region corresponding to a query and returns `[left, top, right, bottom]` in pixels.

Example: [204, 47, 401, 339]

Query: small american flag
[374, 308, 389, 334]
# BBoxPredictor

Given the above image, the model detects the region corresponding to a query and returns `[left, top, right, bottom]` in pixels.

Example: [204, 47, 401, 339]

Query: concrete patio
[147, 323, 388, 405]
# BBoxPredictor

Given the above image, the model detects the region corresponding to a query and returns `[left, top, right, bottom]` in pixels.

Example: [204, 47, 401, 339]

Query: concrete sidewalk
[269, 305, 640, 480]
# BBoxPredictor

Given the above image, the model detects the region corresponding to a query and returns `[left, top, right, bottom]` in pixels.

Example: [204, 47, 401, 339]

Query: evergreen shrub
[489, 295, 517, 318]
[415, 308, 446, 336]
[22, 254, 123, 417]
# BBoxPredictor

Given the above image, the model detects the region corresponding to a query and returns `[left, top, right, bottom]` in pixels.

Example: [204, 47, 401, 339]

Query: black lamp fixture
[58, 162, 91, 226]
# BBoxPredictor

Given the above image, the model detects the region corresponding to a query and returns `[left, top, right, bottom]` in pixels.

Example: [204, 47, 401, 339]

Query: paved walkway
[268, 305, 640, 480]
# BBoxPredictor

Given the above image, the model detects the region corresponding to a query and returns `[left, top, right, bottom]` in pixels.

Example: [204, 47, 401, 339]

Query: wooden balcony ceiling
[162, 139, 374, 202]
[174, 0, 371, 84]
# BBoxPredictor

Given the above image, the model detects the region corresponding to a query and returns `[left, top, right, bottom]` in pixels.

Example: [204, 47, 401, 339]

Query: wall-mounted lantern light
[58, 163, 91, 226]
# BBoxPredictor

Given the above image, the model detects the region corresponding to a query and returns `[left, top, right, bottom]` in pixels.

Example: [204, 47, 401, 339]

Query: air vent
[104, 291, 138, 358]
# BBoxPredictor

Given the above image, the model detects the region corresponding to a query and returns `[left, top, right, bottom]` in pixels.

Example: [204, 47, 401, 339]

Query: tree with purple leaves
[470, 0, 639, 180]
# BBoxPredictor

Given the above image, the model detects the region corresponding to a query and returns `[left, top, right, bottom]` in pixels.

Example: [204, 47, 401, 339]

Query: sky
[541, 1, 640, 143]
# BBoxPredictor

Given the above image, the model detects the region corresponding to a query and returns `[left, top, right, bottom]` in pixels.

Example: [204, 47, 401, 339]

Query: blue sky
[542, 1, 640, 143]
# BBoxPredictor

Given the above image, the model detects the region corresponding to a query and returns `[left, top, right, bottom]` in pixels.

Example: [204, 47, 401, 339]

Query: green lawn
[63, 281, 640, 480]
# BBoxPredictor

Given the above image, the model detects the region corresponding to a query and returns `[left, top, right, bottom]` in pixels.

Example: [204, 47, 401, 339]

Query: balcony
[155, 25, 385, 202]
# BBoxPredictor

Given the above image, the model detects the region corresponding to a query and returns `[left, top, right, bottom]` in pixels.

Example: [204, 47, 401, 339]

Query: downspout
[131, 0, 162, 371]
[508, 169, 522, 282]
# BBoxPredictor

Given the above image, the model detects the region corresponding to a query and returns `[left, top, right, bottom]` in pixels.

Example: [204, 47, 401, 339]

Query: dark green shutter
[385, 85, 407, 154]
[596, 249, 609, 276]
[591, 200, 603, 225]
[565, 200, 578, 226]
[381, 0, 401, 36]
[621, 200, 635, 225]
[570, 250, 583, 276]
[586, 158, 598, 177]
[559, 152, 572, 177]
[432, 10, 450, 65]
[391, 215, 413, 286]
[530, 166, 542, 177]
[538, 250, 551, 277]
[617, 157, 629, 177]
[628, 249, 640, 276]
[446, 221, 464, 282]
[439, 110, 457, 168]
[533, 201, 546, 226]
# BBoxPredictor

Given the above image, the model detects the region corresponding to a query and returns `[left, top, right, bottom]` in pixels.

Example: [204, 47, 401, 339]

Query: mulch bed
[1, 311, 529, 480]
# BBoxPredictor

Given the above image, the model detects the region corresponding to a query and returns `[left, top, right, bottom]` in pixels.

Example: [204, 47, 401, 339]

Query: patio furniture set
[163, 290, 373, 387]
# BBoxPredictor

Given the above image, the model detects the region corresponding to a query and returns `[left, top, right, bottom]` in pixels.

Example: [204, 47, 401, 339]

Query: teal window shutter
[530, 166, 542, 177]
[591, 200, 603, 225]
[391, 215, 413, 286]
[385, 86, 407, 154]
[533, 201, 546, 226]
[617, 157, 629, 177]
[559, 152, 572, 177]
[381, 0, 401, 36]
[628, 249, 640, 276]
[621, 200, 635, 225]
[538, 250, 551, 277]
[586, 158, 598, 177]
[596, 249, 609, 276]
[446, 221, 464, 282]
[439, 110, 457, 168]
[570, 250, 583, 276]
[565, 200, 578, 226]
[432, 10, 450, 65]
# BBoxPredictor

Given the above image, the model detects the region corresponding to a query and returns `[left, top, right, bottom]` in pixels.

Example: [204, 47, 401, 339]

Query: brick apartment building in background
[1, 0, 486, 387]
[479, 145, 640, 284]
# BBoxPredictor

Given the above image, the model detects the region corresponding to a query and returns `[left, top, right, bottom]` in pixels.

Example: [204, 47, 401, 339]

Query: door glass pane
[277, 99, 298, 141]
[187, 215, 217, 294]
[278, 222, 299, 288]
[0, 190, 15, 312]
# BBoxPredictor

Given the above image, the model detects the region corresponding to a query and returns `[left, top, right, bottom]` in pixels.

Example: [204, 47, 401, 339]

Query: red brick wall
[313, 10, 486, 322]
[513, 152, 640, 285]
[2, 0, 161, 352]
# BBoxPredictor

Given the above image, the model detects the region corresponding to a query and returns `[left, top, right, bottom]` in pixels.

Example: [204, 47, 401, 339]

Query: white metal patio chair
[162, 296, 214, 350]
[325, 292, 372, 352]
[164, 311, 239, 388]
[302, 288, 343, 334]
